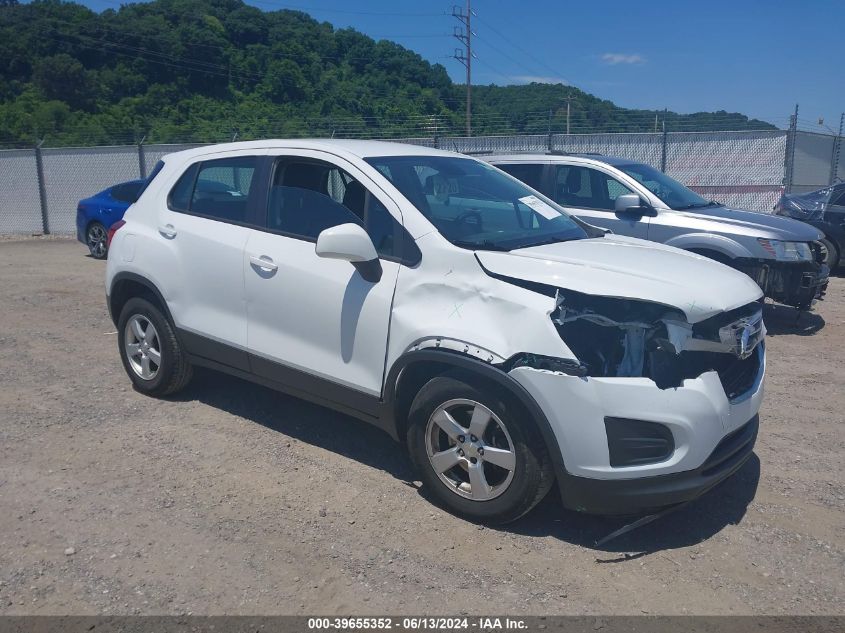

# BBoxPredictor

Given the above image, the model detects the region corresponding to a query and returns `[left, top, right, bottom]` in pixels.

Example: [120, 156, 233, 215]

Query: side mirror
[614, 194, 654, 217]
[315, 223, 382, 282]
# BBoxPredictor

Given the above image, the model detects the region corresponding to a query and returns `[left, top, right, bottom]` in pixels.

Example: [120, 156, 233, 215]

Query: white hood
[476, 234, 763, 323]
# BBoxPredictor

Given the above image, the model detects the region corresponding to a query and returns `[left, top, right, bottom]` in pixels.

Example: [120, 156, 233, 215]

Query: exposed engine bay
[550, 288, 764, 393]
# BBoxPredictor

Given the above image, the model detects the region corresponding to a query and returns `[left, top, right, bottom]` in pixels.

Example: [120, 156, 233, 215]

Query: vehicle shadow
[175, 368, 760, 556]
[502, 455, 760, 558]
[762, 302, 825, 336]
[176, 367, 418, 483]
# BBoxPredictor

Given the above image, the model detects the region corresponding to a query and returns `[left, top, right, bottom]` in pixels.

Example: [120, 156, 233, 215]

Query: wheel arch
[382, 349, 567, 479]
[85, 217, 106, 233]
[109, 272, 173, 328]
[664, 233, 752, 260]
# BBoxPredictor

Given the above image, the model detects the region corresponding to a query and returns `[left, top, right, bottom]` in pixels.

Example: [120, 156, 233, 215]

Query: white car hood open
[476, 234, 763, 323]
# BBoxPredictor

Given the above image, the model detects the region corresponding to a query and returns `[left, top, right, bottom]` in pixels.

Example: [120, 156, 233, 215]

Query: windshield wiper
[673, 201, 720, 210]
[516, 235, 576, 249]
[452, 240, 511, 252]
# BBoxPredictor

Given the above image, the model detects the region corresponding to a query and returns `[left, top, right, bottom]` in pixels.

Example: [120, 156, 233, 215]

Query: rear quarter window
[497, 163, 545, 191]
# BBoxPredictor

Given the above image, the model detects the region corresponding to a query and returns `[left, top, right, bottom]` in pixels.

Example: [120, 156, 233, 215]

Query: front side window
[553, 165, 635, 211]
[365, 156, 590, 251]
[267, 159, 417, 262]
[167, 157, 258, 224]
[616, 162, 715, 210]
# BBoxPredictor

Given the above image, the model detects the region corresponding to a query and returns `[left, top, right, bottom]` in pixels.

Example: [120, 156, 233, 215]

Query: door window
[497, 163, 545, 191]
[266, 159, 420, 264]
[553, 165, 634, 211]
[167, 157, 258, 224]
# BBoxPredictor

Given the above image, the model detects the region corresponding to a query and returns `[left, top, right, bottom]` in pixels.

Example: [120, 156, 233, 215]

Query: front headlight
[757, 238, 813, 261]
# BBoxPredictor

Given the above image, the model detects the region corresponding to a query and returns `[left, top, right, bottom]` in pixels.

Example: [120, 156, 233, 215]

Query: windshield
[617, 162, 714, 210]
[365, 156, 588, 251]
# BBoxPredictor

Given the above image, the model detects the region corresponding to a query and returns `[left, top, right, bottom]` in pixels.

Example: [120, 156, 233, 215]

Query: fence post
[783, 104, 798, 193]
[34, 139, 50, 235]
[830, 112, 843, 185]
[660, 119, 668, 172]
[137, 135, 147, 179]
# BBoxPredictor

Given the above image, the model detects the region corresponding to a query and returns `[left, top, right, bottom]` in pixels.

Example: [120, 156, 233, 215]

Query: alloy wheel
[87, 224, 107, 258]
[124, 314, 162, 380]
[424, 398, 516, 502]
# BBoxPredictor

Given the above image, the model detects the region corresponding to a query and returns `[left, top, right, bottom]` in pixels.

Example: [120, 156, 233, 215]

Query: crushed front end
[734, 245, 829, 310]
[506, 289, 766, 515]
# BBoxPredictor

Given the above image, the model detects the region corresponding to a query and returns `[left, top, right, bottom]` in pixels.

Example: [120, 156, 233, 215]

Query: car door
[549, 164, 649, 238]
[243, 151, 412, 408]
[157, 154, 261, 371]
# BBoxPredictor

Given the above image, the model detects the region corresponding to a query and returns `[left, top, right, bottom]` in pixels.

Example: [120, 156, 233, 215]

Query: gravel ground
[0, 236, 843, 616]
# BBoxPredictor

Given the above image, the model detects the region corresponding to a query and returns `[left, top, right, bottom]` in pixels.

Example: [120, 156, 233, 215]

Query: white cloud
[601, 53, 646, 65]
[511, 75, 570, 85]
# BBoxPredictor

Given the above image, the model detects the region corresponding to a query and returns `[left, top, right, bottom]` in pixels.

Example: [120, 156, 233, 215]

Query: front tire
[86, 221, 108, 259]
[407, 372, 554, 524]
[117, 297, 192, 396]
[820, 237, 839, 269]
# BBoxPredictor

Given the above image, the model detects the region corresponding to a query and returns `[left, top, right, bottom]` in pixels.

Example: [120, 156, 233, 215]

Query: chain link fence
[1, 128, 841, 235]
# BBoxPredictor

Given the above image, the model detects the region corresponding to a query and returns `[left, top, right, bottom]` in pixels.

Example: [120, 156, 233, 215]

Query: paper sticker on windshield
[518, 195, 561, 220]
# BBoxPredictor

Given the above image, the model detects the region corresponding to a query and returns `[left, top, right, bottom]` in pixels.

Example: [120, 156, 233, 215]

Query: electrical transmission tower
[452, 1, 474, 136]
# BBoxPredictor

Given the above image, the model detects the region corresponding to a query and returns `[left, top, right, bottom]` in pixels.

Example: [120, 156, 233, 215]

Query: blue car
[76, 179, 145, 259]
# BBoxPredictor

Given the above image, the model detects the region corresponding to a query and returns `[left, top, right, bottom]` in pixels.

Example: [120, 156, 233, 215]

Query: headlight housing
[757, 238, 813, 261]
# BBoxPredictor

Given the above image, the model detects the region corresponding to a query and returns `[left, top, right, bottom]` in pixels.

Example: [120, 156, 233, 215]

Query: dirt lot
[0, 237, 843, 616]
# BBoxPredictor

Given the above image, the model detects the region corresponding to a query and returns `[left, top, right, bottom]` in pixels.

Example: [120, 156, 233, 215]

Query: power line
[473, 14, 568, 85]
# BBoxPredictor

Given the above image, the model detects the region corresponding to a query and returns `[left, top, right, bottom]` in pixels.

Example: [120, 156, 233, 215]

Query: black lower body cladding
[559, 415, 759, 515]
[735, 258, 829, 310]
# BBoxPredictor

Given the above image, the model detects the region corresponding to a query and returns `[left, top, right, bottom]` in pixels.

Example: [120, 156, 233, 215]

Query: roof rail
[547, 149, 604, 156]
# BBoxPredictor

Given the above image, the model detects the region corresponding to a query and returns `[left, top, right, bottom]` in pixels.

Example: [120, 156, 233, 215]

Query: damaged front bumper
[735, 257, 829, 310]
[509, 343, 764, 515]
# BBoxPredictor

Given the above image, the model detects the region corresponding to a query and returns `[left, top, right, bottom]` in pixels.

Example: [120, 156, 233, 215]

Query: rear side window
[111, 182, 144, 203]
[168, 157, 258, 224]
[137, 160, 165, 199]
[168, 164, 199, 212]
[497, 163, 545, 191]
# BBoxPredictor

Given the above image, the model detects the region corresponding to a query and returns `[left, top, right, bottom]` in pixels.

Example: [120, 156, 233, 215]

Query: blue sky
[78, 0, 845, 130]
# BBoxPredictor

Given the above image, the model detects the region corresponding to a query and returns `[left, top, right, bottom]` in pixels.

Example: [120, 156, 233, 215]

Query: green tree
[32, 54, 95, 111]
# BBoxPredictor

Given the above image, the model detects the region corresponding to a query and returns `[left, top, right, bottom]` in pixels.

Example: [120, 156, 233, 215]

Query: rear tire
[407, 372, 554, 524]
[117, 297, 192, 397]
[86, 221, 108, 259]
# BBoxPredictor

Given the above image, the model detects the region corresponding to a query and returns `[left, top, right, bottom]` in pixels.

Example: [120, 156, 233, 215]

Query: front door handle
[249, 255, 278, 272]
[158, 224, 177, 238]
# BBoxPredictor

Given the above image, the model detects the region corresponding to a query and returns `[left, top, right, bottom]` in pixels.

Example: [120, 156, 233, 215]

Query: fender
[663, 233, 753, 259]
[108, 271, 174, 326]
[380, 348, 568, 481]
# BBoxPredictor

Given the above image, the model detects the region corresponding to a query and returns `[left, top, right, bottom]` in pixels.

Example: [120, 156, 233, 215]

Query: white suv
[106, 140, 766, 523]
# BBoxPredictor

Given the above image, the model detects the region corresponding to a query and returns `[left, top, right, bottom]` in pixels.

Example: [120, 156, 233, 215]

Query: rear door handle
[249, 255, 278, 272]
[158, 224, 177, 238]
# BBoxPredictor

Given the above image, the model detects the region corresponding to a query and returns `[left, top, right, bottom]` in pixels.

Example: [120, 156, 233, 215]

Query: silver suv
[489, 154, 829, 310]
